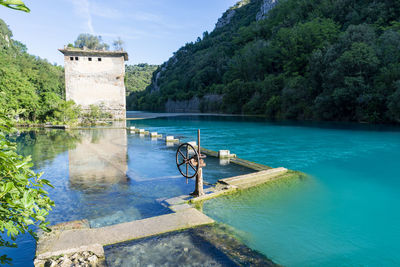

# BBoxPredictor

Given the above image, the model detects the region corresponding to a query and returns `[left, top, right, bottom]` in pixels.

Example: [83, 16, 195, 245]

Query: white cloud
[90, 2, 122, 19]
[68, 0, 94, 33]
[65, 0, 185, 39]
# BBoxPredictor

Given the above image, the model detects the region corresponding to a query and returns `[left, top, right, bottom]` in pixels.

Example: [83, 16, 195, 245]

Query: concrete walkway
[36, 208, 214, 259]
[219, 167, 288, 189]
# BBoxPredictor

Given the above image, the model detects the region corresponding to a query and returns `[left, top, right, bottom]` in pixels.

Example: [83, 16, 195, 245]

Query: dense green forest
[125, 64, 158, 110]
[0, 18, 82, 123]
[130, 0, 400, 123]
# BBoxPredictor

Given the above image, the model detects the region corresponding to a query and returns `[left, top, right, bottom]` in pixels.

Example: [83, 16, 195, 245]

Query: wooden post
[193, 129, 205, 197]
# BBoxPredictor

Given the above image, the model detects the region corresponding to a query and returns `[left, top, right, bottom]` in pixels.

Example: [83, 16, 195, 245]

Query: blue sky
[0, 0, 237, 65]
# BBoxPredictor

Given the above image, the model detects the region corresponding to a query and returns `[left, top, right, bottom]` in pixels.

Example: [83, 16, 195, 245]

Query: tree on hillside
[125, 64, 158, 93]
[113, 37, 124, 51]
[73, 33, 109, 50]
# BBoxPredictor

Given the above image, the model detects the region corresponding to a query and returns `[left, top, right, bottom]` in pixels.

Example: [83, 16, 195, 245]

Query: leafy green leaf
[0, 0, 30, 12]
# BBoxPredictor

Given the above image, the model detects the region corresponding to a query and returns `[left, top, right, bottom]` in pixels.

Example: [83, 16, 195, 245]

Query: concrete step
[36, 208, 214, 259]
[219, 167, 288, 189]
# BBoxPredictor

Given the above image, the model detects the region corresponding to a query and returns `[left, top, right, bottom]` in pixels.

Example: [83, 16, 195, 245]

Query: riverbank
[126, 111, 244, 120]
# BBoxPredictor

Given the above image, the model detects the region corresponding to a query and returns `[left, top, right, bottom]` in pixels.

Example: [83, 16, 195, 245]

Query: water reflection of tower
[68, 127, 128, 189]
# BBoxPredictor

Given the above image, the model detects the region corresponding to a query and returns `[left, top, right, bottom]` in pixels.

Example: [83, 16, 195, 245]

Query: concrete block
[166, 136, 174, 141]
[129, 126, 136, 130]
[219, 150, 230, 158]
[138, 129, 145, 133]
[150, 132, 158, 137]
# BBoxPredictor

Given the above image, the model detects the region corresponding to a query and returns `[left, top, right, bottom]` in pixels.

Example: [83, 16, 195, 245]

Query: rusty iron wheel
[176, 143, 200, 179]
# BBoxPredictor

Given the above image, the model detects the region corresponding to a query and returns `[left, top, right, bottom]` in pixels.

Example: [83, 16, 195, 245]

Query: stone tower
[59, 48, 129, 119]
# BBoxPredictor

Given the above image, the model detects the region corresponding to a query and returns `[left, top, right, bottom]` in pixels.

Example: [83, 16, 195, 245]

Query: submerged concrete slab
[229, 157, 271, 171]
[190, 185, 238, 203]
[36, 208, 214, 259]
[219, 167, 288, 189]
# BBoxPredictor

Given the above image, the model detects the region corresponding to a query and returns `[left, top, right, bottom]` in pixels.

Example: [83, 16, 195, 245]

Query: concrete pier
[166, 136, 179, 143]
[36, 208, 214, 260]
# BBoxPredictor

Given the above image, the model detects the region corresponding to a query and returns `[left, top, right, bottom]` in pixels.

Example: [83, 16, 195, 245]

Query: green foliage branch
[0, 111, 54, 264]
[73, 33, 109, 50]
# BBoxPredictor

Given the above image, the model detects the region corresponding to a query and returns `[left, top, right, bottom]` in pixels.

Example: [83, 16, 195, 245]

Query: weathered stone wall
[64, 54, 126, 119]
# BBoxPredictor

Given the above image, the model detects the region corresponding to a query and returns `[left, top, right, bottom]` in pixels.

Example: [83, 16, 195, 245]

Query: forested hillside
[0, 18, 73, 122]
[130, 0, 400, 123]
[125, 64, 158, 110]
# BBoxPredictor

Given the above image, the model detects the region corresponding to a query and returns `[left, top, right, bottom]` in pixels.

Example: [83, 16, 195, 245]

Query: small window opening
[88, 57, 92, 61]
[70, 57, 74, 61]
[75, 56, 79, 61]
[98, 58, 102, 62]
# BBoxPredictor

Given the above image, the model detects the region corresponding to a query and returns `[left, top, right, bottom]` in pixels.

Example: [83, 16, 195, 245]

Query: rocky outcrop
[215, 9, 236, 29]
[151, 54, 179, 93]
[256, 0, 278, 21]
[151, 71, 162, 92]
[166, 97, 201, 113]
[165, 94, 223, 113]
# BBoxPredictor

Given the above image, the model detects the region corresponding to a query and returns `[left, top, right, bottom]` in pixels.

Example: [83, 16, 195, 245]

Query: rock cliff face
[215, 9, 237, 29]
[165, 94, 223, 113]
[256, 0, 278, 21]
[215, 0, 253, 29]
[150, 54, 178, 93]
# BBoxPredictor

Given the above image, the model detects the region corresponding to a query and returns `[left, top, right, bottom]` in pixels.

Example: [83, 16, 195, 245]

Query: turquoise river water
[128, 116, 400, 267]
[3, 126, 253, 266]
[3, 115, 400, 266]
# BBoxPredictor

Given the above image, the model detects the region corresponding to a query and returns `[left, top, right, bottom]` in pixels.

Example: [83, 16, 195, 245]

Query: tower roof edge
[59, 48, 129, 61]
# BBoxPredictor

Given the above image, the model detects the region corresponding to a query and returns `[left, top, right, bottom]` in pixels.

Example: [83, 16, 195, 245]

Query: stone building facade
[59, 48, 129, 119]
